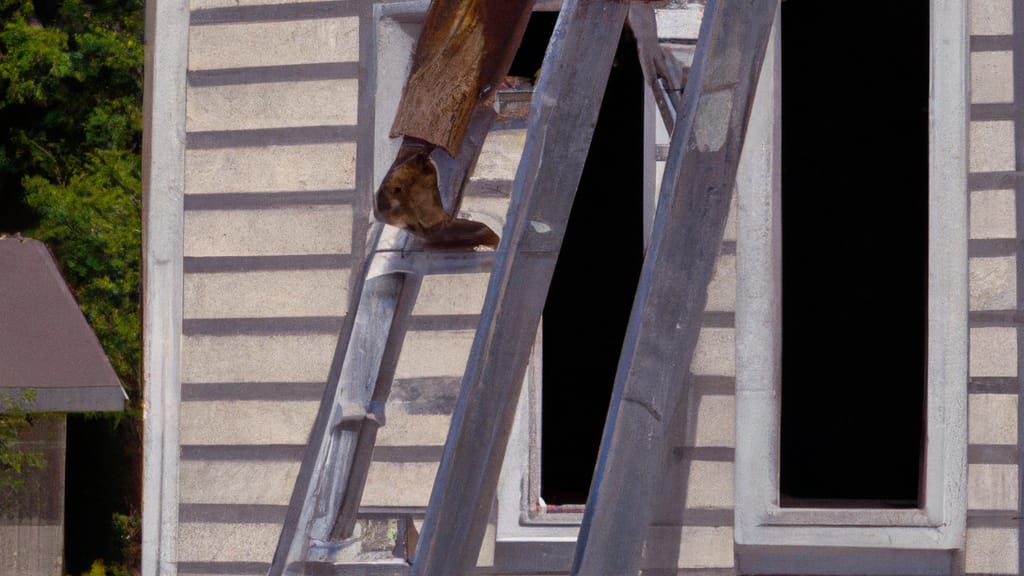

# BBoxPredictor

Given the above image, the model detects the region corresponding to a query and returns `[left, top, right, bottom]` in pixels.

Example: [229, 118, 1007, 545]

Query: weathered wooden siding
[0, 419, 66, 576]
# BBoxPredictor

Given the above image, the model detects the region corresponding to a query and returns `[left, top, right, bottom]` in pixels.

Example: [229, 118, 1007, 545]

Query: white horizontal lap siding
[645, 211, 738, 573]
[185, 143, 358, 194]
[365, 271, 492, 508]
[965, 0, 1021, 573]
[187, 79, 359, 131]
[187, 18, 358, 70]
[176, 1, 362, 573]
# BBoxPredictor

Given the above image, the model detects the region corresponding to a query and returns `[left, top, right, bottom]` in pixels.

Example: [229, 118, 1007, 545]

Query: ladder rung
[269, 107, 500, 576]
[367, 245, 495, 279]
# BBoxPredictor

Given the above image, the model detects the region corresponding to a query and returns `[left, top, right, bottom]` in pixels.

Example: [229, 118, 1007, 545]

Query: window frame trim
[734, 0, 968, 557]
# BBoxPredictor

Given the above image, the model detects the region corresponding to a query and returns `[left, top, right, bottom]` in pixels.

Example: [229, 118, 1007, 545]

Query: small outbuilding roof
[0, 236, 126, 412]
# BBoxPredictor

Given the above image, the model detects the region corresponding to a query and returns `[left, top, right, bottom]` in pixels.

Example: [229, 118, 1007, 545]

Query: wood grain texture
[389, 0, 534, 154]
[571, 1, 778, 574]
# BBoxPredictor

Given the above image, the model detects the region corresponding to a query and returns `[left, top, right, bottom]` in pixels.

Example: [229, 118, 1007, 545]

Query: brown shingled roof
[0, 236, 125, 412]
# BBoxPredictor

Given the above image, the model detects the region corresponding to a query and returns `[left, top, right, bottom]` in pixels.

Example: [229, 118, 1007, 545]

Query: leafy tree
[0, 391, 44, 499]
[25, 150, 142, 390]
[0, 0, 143, 573]
[1, 0, 143, 394]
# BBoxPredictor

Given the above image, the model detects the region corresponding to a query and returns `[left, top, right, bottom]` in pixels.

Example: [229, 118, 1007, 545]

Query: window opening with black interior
[779, 0, 929, 508]
[539, 23, 645, 507]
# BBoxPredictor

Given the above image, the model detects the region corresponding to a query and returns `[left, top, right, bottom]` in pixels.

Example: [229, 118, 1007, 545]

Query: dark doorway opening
[64, 414, 141, 573]
[540, 29, 645, 506]
[779, 1, 929, 507]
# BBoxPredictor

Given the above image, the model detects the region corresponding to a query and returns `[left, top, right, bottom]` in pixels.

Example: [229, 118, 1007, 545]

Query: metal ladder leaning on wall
[269, 1, 777, 574]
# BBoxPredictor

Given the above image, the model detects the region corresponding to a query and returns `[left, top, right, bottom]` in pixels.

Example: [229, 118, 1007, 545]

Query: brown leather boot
[374, 138, 499, 249]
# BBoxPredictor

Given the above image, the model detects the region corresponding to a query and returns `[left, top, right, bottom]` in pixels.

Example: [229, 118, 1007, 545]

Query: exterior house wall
[173, 2, 362, 573]
[143, 0, 1021, 574]
[965, 0, 1020, 573]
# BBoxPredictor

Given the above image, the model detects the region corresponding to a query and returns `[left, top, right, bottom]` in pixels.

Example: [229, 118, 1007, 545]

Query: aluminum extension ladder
[269, 1, 777, 574]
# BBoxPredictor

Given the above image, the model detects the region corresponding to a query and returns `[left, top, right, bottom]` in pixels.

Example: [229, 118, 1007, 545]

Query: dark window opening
[779, 1, 929, 507]
[541, 29, 645, 506]
[507, 12, 557, 79]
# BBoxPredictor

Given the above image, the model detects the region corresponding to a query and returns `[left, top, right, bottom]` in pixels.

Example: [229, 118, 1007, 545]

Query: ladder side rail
[310, 272, 411, 546]
[571, 1, 778, 574]
[269, 108, 497, 576]
[328, 273, 424, 541]
[327, 106, 500, 542]
[628, 4, 680, 135]
[283, 269, 415, 570]
[268, 229, 380, 576]
[410, 2, 629, 574]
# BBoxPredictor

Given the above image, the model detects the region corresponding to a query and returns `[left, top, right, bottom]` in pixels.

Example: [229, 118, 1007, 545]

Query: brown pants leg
[390, 0, 536, 155]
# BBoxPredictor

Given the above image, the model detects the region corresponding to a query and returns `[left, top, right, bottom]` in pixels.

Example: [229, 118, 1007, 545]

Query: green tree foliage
[0, 0, 143, 395]
[25, 151, 141, 390]
[0, 0, 142, 573]
[83, 558, 132, 576]
[0, 391, 44, 497]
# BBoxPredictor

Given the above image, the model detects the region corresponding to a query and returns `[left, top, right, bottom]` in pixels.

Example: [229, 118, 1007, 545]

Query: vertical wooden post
[410, 1, 629, 574]
[571, 1, 778, 574]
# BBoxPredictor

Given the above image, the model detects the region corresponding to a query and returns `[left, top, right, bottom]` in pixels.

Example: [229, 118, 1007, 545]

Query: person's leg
[375, 0, 535, 248]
